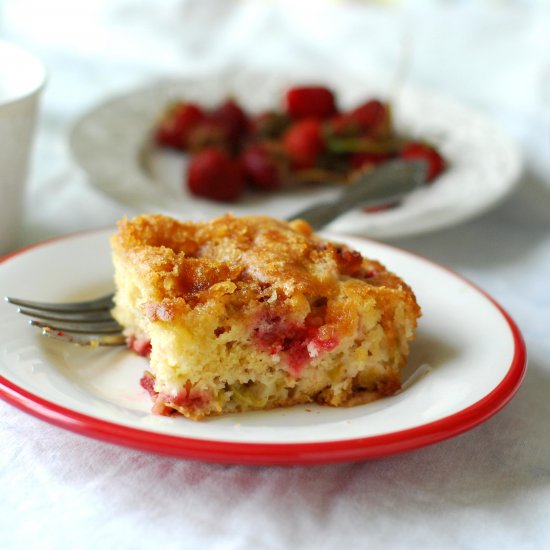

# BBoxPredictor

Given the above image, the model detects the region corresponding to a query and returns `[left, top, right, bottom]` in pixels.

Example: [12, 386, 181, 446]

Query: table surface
[1, 1, 549, 549]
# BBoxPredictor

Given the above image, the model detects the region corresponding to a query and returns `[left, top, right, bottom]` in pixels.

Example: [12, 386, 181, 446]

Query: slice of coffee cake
[111, 213, 420, 420]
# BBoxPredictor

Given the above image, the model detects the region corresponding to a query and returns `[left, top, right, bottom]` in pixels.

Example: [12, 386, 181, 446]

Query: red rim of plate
[0, 231, 527, 466]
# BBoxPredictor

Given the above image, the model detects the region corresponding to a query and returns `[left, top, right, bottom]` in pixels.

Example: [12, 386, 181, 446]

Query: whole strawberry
[285, 86, 337, 120]
[187, 148, 245, 201]
[283, 119, 325, 170]
[154, 102, 205, 149]
[400, 142, 445, 182]
[240, 142, 286, 191]
[210, 99, 250, 148]
[349, 99, 391, 138]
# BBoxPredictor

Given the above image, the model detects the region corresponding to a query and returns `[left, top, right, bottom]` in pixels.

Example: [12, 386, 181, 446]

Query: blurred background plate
[69, 70, 522, 239]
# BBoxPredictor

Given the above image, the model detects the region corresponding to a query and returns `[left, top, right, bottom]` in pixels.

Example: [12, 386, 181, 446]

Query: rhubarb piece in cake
[110, 213, 421, 420]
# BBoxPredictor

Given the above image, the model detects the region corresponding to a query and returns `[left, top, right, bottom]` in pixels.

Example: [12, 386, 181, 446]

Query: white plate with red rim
[0, 228, 526, 465]
[69, 71, 522, 239]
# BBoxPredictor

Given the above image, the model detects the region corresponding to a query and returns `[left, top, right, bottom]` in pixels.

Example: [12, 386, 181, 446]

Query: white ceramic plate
[0, 229, 526, 465]
[69, 72, 522, 239]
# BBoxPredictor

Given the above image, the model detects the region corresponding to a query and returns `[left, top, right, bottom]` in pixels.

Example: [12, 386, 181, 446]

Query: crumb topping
[112, 213, 411, 308]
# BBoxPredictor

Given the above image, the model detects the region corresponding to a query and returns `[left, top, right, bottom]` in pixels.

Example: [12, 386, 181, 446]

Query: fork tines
[5, 293, 126, 346]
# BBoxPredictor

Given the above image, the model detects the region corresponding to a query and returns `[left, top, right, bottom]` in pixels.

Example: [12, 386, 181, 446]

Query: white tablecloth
[1, 1, 549, 548]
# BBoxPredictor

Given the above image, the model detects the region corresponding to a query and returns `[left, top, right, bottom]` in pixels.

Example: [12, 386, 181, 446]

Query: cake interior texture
[110, 213, 421, 420]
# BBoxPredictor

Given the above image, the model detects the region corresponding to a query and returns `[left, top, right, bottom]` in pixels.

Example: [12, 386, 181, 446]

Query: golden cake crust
[112, 213, 417, 304]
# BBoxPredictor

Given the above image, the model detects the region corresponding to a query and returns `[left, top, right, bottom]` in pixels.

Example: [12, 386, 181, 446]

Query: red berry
[349, 100, 389, 133]
[240, 143, 283, 191]
[285, 86, 337, 120]
[400, 142, 445, 181]
[154, 102, 205, 149]
[283, 119, 325, 169]
[210, 99, 249, 147]
[139, 372, 156, 396]
[187, 148, 245, 202]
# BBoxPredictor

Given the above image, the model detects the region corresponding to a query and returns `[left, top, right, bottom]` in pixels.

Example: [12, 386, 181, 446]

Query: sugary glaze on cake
[111, 213, 421, 420]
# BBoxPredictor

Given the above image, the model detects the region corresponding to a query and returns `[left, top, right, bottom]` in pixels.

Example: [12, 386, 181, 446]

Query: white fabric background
[1, 1, 549, 548]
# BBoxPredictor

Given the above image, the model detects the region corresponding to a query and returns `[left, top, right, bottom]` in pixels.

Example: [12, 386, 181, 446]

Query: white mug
[0, 41, 46, 255]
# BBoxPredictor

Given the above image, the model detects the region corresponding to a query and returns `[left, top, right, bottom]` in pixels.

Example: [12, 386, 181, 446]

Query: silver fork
[5, 293, 126, 346]
[5, 159, 427, 346]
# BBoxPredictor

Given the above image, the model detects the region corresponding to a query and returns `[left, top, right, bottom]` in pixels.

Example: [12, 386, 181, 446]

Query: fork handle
[288, 159, 427, 230]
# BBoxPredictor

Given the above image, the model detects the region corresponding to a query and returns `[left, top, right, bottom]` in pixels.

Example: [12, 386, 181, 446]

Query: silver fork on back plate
[4, 159, 427, 346]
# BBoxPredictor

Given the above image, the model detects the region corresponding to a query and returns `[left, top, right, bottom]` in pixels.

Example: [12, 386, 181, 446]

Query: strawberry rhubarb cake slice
[110, 213, 420, 420]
